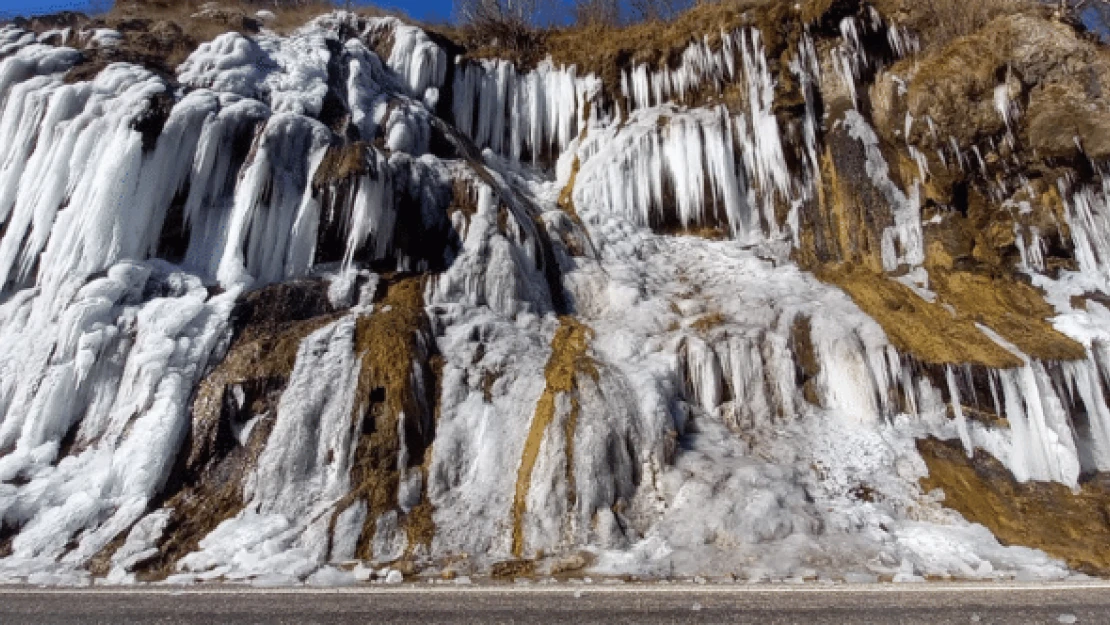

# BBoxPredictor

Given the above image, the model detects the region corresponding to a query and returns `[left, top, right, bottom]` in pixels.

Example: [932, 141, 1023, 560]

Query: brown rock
[920, 437, 1110, 576]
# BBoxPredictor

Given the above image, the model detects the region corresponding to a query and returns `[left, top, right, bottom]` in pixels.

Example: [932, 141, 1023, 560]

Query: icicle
[945, 366, 974, 456]
[1061, 173, 1110, 287]
[452, 58, 597, 164]
[216, 113, 332, 289]
[737, 29, 791, 234]
[0, 26, 37, 57]
[375, 18, 447, 101]
[843, 110, 924, 272]
[1015, 225, 1046, 273]
[975, 325, 1082, 486]
[574, 106, 752, 238]
[341, 149, 394, 271]
[619, 29, 741, 111]
[789, 31, 822, 224]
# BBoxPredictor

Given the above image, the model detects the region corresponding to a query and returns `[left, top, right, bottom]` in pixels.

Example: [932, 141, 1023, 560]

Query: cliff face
[2, 0, 1110, 584]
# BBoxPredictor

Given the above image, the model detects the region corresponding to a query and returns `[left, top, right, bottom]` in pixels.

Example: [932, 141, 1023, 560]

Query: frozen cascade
[0, 18, 459, 582]
[362, 17, 447, 103]
[1062, 173, 1110, 287]
[564, 218, 1070, 579]
[429, 178, 556, 317]
[214, 113, 332, 288]
[995, 364, 1082, 485]
[177, 316, 362, 581]
[573, 106, 753, 238]
[0, 26, 36, 56]
[1059, 346, 1110, 473]
[330, 148, 395, 271]
[620, 30, 739, 111]
[737, 29, 792, 235]
[790, 31, 822, 219]
[178, 32, 331, 117]
[844, 109, 924, 273]
[0, 7, 1108, 585]
[452, 27, 793, 239]
[0, 261, 237, 577]
[452, 58, 601, 164]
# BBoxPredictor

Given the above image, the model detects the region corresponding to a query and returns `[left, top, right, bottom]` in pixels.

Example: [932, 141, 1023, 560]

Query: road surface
[0, 582, 1107, 623]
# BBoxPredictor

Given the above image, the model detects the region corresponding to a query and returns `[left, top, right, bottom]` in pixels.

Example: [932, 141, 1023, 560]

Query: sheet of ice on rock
[0, 261, 237, 586]
[170, 315, 363, 585]
[528, 162, 1073, 581]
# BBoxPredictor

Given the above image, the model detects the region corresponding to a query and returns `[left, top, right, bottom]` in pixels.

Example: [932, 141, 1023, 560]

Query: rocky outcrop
[919, 437, 1110, 576]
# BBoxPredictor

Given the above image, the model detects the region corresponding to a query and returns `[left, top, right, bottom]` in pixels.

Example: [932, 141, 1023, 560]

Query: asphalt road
[0, 583, 1108, 624]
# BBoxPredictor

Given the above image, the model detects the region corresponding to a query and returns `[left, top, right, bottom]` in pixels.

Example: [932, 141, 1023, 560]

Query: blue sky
[0, 1, 456, 21]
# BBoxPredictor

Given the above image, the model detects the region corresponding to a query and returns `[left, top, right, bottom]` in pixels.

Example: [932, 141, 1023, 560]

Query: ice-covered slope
[1, 1, 1110, 585]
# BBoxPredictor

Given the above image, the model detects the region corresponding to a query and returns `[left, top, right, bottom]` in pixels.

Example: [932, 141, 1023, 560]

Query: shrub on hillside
[453, 0, 546, 64]
[575, 0, 620, 27]
[895, 0, 1036, 48]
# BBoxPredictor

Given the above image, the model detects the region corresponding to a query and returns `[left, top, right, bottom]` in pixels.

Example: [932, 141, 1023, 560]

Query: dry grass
[403, 499, 437, 554]
[931, 270, 1085, 362]
[86, 531, 129, 577]
[490, 558, 536, 579]
[790, 314, 822, 405]
[557, 157, 582, 222]
[313, 142, 372, 187]
[336, 276, 440, 562]
[438, 0, 806, 94]
[919, 437, 1110, 576]
[511, 317, 597, 558]
[822, 262, 1085, 368]
[690, 311, 727, 333]
[873, 0, 1040, 50]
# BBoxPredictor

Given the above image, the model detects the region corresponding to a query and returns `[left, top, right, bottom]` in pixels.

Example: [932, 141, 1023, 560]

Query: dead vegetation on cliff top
[872, 0, 1041, 50]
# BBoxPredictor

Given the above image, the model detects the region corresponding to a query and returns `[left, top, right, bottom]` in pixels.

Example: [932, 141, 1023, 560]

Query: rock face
[2, 0, 1110, 585]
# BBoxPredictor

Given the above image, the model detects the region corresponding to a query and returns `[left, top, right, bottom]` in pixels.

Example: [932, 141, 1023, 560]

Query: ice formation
[452, 58, 601, 164]
[620, 30, 739, 111]
[0, 3, 1108, 587]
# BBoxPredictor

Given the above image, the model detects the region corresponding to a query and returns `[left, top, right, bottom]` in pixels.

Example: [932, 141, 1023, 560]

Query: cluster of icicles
[0, 15, 458, 580]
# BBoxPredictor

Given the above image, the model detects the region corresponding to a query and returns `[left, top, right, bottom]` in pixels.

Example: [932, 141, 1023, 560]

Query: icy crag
[2, 0, 1110, 586]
